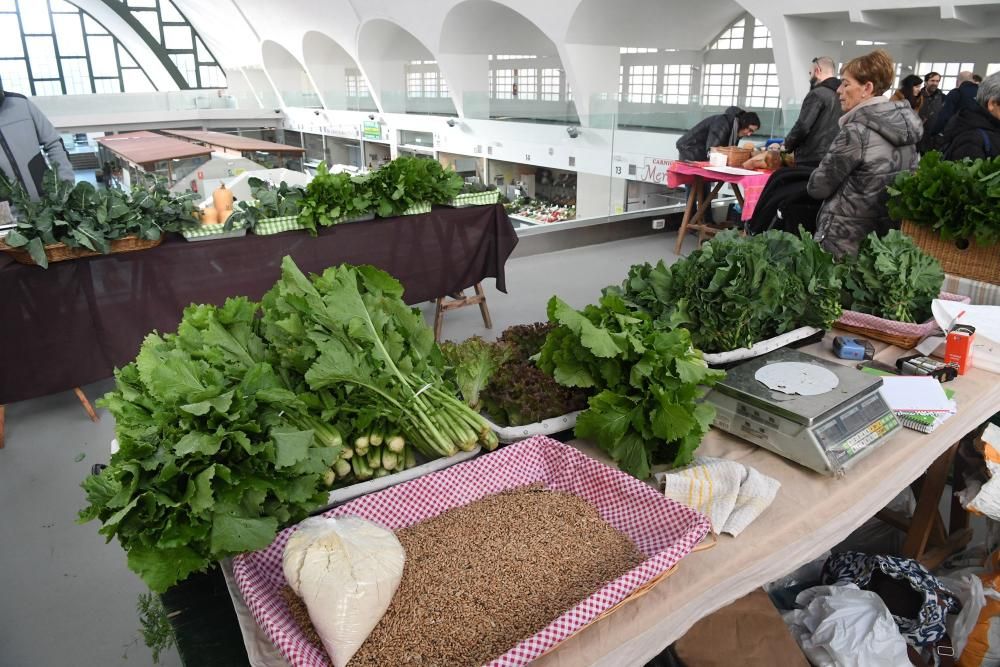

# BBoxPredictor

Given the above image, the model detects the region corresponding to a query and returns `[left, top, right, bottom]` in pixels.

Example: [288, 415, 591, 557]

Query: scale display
[706, 348, 900, 475]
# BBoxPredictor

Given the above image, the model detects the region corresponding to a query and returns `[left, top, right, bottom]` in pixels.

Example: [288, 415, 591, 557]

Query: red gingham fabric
[836, 292, 971, 339]
[665, 161, 775, 221]
[232, 436, 710, 667]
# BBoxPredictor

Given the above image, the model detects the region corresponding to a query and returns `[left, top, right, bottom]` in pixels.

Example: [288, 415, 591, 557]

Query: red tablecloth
[666, 162, 774, 221]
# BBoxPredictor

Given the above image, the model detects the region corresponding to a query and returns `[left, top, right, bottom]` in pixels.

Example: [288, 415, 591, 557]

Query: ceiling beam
[939, 5, 975, 24]
[848, 9, 888, 29]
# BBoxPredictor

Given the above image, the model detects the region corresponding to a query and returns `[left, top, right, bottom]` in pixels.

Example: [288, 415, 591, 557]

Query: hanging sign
[362, 121, 382, 140]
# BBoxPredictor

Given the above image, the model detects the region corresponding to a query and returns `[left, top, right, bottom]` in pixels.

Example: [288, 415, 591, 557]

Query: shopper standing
[941, 72, 1000, 160]
[782, 56, 843, 169]
[929, 72, 979, 138]
[807, 50, 922, 259]
[917, 71, 944, 153]
[890, 74, 924, 112]
[0, 76, 73, 200]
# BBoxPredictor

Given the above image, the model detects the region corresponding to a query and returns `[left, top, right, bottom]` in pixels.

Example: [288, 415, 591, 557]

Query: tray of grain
[232, 436, 710, 667]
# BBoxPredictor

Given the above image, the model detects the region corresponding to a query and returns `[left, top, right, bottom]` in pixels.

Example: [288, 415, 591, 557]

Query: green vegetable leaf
[272, 428, 314, 468]
[209, 514, 278, 554]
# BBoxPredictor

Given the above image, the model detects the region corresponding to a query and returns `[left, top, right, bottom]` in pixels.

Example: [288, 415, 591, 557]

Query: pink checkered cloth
[232, 436, 711, 667]
[836, 292, 971, 339]
[666, 161, 774, 221]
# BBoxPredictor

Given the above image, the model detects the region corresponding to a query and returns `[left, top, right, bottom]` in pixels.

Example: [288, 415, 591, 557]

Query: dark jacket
[783, 78, 843, 165]
[917, 88, 946, 153]
[807, 98, 922, 259]
[676, 106, 743, 161]
[941, 104, 1000, 161]
[0, 92, 73, 200]
[930, 82, 980, 137]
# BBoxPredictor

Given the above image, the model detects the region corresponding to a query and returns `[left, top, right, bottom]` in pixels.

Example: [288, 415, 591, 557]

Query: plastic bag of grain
[282, 516, 405, 667]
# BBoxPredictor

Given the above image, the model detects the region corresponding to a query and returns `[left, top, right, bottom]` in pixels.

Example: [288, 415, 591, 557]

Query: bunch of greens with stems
[537, 294, 725, 479]
[261, 256, 498, 458]
[368, 155, 462, 217]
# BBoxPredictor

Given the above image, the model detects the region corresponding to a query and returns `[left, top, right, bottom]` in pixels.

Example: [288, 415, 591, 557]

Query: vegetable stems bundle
[262, 257, 497, 459]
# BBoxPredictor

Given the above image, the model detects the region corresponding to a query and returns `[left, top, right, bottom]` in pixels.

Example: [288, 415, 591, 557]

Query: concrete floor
[0, 230, 692, 667]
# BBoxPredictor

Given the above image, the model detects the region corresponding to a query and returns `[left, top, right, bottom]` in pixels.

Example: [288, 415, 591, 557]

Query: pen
[947, 310, 966, 331]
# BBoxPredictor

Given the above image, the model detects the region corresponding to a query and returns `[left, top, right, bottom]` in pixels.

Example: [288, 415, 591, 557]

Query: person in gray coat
[783, 57, 843, 168]
[807, 50, 922, 259]
[0, 76, 73, 200]
[675, 106, 760, 161]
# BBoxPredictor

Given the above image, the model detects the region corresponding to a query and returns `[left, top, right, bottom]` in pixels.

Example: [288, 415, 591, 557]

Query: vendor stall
[0, 204, 517, 405]
[162, 129, 305, 171]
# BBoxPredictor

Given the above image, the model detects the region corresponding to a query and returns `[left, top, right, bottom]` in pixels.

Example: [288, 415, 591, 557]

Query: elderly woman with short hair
[806, 49, 923, 259]
[942, 71, 1000, 160]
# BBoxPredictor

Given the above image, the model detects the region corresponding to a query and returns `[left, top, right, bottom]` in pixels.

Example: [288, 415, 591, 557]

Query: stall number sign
[362, 121, 382, 140]
[640, 157, 670, 185]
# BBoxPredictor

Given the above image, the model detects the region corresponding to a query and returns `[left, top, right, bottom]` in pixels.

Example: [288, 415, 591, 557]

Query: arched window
[704, 13, 780, 109]
[0, 0, 223, 96]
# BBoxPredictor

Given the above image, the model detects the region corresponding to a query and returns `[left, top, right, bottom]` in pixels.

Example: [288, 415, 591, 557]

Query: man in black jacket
[917, 71, 945, 153]
[675, 106, 760, 161]
[942, 72, 1000, 160]
[929, 71, 979, 137]
[783, 56, 843, 168]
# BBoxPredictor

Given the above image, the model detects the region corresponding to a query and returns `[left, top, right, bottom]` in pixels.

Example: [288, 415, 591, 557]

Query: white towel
[655, 457, 780, 536]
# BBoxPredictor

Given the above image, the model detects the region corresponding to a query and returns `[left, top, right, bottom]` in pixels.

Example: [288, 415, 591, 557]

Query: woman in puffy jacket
[807, 50, 923, 258]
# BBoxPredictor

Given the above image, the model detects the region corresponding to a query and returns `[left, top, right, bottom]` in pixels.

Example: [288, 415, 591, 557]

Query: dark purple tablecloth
[0, 204, 517, 404]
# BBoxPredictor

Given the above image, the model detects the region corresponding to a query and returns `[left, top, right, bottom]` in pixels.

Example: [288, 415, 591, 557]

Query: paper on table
[704, 165, 760, 176]
[931, 300, 1000, 374]
[879, 376, 953, 413]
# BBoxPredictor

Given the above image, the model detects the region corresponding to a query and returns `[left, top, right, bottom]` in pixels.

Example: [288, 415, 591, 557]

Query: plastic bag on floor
[783, 584, 911, 667]
[941, 571, 1000, 666]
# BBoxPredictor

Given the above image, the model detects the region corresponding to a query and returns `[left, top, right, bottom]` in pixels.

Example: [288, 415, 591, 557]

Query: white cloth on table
[655, 456, 780, 536]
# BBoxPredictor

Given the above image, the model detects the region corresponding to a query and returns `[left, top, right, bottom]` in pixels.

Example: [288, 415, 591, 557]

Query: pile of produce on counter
[0, 169, 197, 267]
[610, 229, 843, 353]
[280, 485, 645, 667]
[441, 322, 590, 428]
[888, 151, 1000, 247]
[229, 156, 464, 235]
[79, 256, 495, 592]
[505, 196, 577, 224]
[840, 229, 944, 323]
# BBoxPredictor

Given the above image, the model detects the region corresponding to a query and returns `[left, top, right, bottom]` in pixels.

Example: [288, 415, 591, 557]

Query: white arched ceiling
[261, 40, 323, 108]
[302, 31, 377, 111]
[439, 0, 567, 119]
[242, 66, 281, 109]
[170, 0, 259, 68]
[357, 18, 457, 115]
[69, 0, 177, 89]
[565, 0, 744, 48]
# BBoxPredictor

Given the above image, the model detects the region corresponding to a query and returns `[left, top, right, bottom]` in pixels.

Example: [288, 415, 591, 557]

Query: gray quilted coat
[807, 97, 922, 259]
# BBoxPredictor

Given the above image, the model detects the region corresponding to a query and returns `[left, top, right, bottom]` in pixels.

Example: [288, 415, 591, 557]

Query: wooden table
[535, 332, 999, 667]
[666, 162, 774, 255]
[223, 331, 1000, 667]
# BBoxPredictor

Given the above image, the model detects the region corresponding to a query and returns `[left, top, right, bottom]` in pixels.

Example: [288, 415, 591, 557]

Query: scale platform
[705, 348, 900, 475]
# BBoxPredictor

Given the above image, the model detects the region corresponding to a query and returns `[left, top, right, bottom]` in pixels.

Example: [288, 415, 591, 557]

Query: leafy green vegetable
[888, 152, 1000, 247]
[1, 169, 197, 268]
[298, 163, 373, 234]
[841, 229, 943, 323]
[439, 336, 512, 411]
[227, 177, 304, 231]
[260, 256, 498, 459]
[497, 322, 556, 363]
[79, 297, 338, 592]
[537, 294, 725, 479]
[480, 360, 590, 427]
[612, 229, 842, 353]
[368, 156, 462, 217]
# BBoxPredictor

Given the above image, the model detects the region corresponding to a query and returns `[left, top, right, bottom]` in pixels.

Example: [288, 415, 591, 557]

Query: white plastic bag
[282, 516, 405, 667]
[783, 584, 910, 667]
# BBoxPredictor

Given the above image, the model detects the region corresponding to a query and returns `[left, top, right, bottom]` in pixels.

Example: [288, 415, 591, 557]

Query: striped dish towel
[253, 215, 306, 235]
[655, 457, 780, 536]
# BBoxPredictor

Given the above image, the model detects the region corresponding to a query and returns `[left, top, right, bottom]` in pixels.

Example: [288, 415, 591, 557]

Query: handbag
[822, 551, 961, 647]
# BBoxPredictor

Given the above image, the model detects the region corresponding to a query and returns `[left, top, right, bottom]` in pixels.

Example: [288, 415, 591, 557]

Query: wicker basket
[0, 235, 162, 266]
[901, 220, 1000, 285]
[710, 146, 753, 167]
[835, 292, 972, 349]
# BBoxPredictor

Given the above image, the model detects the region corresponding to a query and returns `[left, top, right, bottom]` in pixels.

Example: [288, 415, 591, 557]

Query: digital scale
[705, 348, 900, 475]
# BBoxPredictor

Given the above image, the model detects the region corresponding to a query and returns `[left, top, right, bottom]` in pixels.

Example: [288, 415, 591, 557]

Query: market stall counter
[220, 331, 1000, 667]
[0, 204, 517, 405]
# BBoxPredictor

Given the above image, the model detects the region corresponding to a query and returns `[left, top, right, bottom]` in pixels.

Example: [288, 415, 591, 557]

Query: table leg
[0, 404, 5, 449]
[695, 183, 725, 247]
[433, 297, 446, 342]
[732, 183, 745, 207]
[474, 283, 493, 329]
[675, 179, 700, 255]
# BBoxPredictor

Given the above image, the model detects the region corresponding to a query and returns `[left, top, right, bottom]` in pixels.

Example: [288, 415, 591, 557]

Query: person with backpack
[941, 72, 1000, 160]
